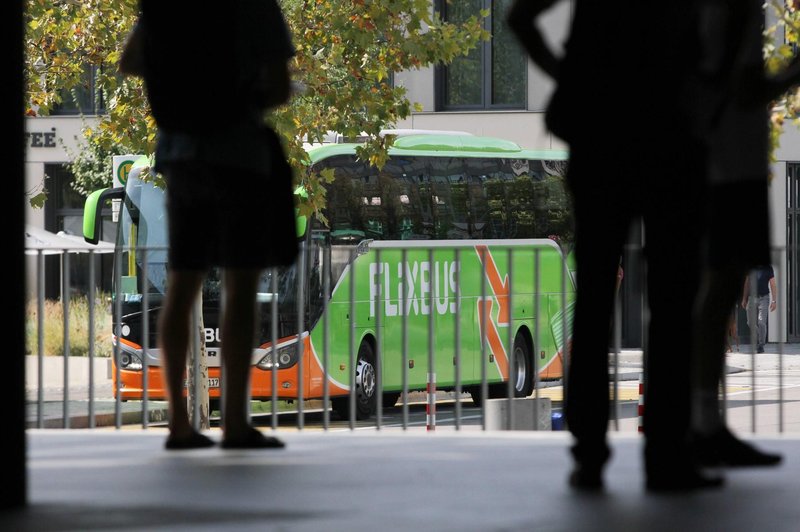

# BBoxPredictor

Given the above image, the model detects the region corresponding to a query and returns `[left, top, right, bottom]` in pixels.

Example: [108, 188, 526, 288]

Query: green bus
[83, 133, 574, 420]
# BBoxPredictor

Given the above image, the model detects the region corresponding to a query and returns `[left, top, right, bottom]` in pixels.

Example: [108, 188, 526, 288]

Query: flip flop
[165, 431, 215, 450]
[221, 427, 285, 449]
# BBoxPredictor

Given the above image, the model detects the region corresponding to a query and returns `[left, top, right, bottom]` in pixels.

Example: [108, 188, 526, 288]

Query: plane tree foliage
[24, 0, 488, 220]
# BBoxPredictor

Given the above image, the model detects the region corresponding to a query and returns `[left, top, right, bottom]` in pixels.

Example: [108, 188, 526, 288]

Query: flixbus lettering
[369, 260, 461, 317]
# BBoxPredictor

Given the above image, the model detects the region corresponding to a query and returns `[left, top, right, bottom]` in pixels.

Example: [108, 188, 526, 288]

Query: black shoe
[695, 428, 782, 467]
[757, 346, 765, 353]
[568, 465, 604, 491]
[165, 430, 215, 450]
[646, 467, 724, 493]
[221, 427, 285, 449]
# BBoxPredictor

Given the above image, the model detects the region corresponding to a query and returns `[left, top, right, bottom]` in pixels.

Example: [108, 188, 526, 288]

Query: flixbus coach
[83, 133, 575, 420]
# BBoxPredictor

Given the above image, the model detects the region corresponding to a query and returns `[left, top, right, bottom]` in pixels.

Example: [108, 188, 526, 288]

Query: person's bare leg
[219, 268, 284, 448]
[158, 268, 209, 446]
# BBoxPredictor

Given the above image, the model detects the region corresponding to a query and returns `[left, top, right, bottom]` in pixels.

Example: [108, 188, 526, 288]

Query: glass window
[440, 0, 527, 110]
[50, 65, 107, 116]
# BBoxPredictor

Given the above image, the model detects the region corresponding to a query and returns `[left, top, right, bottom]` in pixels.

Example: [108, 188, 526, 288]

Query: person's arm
[506, 0, 561, 79]
[741, 275, 750, 309]
[769, 275, 778, 312]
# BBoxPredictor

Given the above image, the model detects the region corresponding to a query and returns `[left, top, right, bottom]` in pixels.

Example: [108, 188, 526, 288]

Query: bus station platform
[5, 429, 800, 531]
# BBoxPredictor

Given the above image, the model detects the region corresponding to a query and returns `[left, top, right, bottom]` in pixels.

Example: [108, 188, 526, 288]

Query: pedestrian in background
[741, 265, 777, 353]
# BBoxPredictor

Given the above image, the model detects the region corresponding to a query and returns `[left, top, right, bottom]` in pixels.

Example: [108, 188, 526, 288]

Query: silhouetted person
[136, 0, 298, 449]
[689, 0, 799, 468]
[509, 0, 720, 491]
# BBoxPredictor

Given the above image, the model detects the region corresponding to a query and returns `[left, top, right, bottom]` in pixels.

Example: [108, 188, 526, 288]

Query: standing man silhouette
[508, 0, 720, 491]
[690, 0, 799, 468]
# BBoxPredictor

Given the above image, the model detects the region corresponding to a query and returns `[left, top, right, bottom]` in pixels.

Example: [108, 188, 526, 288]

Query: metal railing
[25, 241, 797, 437]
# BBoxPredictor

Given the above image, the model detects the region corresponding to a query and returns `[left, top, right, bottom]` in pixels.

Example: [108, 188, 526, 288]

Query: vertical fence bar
[296, 241, 306, 430]
[721, 327, 728, 424]
[88, 251, 96, 429]
[141, 247, 149, 429]
[323, 245, 331, 430]
[748, 269, 757, 433]
[612, 277, 622, 431]
[401, 248, 409, 430]
[776, 248, 785, 433]
[454, 248, 462, 430]
[533, 249, 540, 430]
[506, 248, 514, 430]
[560, 247, 568, 431]
[349, 250, 356, 429]
[375, 249, 382, 430]
[62, 252, 70, 429]
[270, 267, 279, 431]
[191, 298, 200, 431]
[37, 251, 45, 429]
[114, 244, 123, 429]
[427, 248, 435, 432]
[480, 247, 488, 431]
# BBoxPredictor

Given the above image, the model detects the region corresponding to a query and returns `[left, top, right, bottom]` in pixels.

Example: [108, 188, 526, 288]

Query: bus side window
[428, 157, 466, 239]
[505, 158, 537, 238]
[319, 156, 367, 243]
[463, 158, 495, 239]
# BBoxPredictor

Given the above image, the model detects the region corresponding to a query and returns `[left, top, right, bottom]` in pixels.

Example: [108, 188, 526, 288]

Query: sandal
[165, 430, 215, 450]
[221, 427, 285, 449]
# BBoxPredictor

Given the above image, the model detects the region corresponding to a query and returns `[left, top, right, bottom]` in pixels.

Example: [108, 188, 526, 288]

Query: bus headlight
[257, 344, 298, 370]
[119, 350, 143, 371]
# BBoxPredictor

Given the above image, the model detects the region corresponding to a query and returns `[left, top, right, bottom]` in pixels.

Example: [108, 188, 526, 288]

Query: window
[439, 0, 527, 110]
[50, 65, 107, 116]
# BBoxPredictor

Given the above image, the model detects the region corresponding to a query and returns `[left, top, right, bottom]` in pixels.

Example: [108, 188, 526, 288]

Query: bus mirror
[83, 187, 125, 245]
[356, 239, 373, 256]
[296, 212, 308, 240]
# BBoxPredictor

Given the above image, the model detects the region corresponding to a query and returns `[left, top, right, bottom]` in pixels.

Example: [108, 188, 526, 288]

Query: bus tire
[512, 335, 534, 397]
[382, 392, 401, 407]
[469, 335, 533, 405]
[332, 341, 377, 421]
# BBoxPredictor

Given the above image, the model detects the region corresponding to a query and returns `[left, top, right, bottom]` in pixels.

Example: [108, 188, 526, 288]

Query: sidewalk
[25, 344, 800, 428]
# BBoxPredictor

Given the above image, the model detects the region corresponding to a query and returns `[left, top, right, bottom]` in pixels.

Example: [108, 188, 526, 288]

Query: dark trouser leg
[564, 150, 631, 470]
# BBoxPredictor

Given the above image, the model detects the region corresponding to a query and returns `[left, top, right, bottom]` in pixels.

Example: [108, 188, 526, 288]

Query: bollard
[551, 411, 564, 430]
[426, 372, 436, 431]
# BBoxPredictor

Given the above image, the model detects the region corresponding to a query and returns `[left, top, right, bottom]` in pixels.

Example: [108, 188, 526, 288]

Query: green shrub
[26, 293, 113, 357]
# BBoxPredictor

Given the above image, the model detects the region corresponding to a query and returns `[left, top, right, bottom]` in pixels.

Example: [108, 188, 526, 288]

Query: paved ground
[9, 344, 800, 530]
[4, 430, 799, 531]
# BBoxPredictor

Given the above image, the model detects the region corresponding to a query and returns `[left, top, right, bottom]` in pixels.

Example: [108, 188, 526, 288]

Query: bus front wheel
[332, 341, 377, 421]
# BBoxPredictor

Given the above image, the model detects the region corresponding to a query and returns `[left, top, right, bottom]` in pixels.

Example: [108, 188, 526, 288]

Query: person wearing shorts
[142, 0, 298, 450]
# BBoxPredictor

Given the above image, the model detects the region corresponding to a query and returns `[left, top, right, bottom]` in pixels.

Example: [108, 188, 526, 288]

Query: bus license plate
[183, 378, 220, 388]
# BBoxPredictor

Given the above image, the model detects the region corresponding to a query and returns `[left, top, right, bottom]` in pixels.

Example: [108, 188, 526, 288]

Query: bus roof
[306, 134, 568, 165]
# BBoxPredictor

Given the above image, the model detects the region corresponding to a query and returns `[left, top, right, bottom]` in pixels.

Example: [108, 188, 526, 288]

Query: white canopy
[25, 225, 115, 255]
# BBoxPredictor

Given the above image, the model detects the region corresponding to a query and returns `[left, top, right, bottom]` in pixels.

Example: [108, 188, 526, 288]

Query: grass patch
[26, 293, 113, 357]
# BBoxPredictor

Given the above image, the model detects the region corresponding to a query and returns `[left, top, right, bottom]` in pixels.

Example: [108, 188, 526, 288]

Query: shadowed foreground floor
[4, 430, 799, 531]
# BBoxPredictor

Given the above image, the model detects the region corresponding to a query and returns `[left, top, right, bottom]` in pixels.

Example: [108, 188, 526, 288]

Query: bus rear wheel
[469, 335, 533, 405]
[332, 341, 377, 421]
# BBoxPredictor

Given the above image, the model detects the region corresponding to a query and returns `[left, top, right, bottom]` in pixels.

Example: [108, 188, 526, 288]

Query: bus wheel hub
[356, 359, 376, 401]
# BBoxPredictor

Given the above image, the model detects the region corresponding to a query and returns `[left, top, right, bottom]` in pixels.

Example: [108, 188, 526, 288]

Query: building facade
[25, 2, 799, 343]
